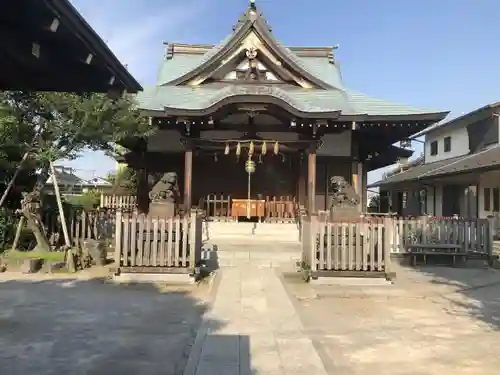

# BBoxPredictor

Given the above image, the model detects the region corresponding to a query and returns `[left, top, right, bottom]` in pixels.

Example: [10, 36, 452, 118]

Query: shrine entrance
[191, 137, 309, 222]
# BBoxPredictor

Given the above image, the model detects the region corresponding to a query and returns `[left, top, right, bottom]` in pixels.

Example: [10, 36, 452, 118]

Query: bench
[406, 243, 467, 267]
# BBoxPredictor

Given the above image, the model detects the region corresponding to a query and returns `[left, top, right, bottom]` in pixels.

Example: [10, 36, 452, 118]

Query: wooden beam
[307, 147, 317, 214]
[184, 144, 193, 213]
[0, 24, 111, 91]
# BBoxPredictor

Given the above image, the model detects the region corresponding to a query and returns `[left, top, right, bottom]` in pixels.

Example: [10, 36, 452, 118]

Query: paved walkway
[183, 264, 328, 375]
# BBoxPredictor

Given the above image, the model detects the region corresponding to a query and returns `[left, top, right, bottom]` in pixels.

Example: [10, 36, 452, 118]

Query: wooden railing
[113, 210, 203, 273]
[301, 216, 391, 277]
[100, 194, 137, 210]
[264, 196, 297, 223]
[301, 216, 494, 278]
[35, 208, 116, 250]
[390, 216, 492, 255]
[200, 194, 297, 222]
[200, 194, 232, 221]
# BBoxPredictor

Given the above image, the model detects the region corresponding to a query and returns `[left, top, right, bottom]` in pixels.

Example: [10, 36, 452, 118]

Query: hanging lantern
[236, 142, 241, 156]
[273, 141, 279, 155]
[261, 141, 267, 155]
[245, 159, 256, 174]
[224, 143, 230, 155]
[249, 141, 254, 156]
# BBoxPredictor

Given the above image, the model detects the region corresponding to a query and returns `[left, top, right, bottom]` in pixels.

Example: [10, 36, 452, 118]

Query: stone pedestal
[330, 204, 360, 220]
[149, 201, 176, 218]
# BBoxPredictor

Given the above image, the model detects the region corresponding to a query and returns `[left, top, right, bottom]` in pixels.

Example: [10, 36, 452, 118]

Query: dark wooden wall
[133, 152, 354, 212]
[140, 152, 299, 204]
[315, 156, 352, 212]
[192, 154, 298, 202]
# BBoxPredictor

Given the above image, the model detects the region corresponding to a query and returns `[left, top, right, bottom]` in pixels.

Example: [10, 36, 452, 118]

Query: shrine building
[122, 1, 448, 221]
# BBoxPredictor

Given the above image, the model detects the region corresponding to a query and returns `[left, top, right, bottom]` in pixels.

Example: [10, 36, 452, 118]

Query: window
[484, 188, 491, 211]
[494, 188, 500, 212]
[444, 136, 451, 152]
[430, 140, 438, 156]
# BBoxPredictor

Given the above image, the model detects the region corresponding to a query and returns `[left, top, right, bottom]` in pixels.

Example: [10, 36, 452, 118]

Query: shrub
[65, 189, 101, 211]
[0, 208, 17, 252]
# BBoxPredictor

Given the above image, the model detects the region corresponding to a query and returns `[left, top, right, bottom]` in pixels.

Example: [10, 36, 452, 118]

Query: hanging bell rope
[261, 140, 267, 155]
[224, 143, 230, 155]
[273, 141, 279, 155]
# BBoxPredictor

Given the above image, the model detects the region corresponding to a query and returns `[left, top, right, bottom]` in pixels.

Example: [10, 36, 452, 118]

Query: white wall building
[370, 102, 500, 219]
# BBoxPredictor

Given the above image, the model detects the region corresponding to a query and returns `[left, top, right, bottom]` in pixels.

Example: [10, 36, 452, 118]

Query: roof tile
[370, 146, 500, 188]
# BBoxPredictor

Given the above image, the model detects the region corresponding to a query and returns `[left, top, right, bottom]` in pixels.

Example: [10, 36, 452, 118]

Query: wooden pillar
[307, 147, 317, 214]
[350, 127, 362, 213]
[184, 145, 193, 213]
[298, 155, 307, 207]
[137, 167, 149, 214]
[351, 161, 362, 213]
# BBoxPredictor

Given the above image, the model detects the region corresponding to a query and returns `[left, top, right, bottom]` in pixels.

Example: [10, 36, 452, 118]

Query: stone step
[206, 234, 300, 243]
[205, 223, 299, 234]
[205, 222, 298, 229]
[203, 222, 301, 243]
[202, 241, 301, 268]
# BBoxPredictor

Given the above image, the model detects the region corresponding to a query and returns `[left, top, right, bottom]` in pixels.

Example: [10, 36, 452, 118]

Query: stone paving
[183, 265, 328, 375]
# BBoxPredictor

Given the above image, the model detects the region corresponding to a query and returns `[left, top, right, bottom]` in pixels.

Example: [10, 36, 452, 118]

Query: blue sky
[67, 0, 500, 184]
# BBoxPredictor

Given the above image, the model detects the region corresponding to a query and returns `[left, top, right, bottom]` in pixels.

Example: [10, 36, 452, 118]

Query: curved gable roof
[165, 3, 335, 90]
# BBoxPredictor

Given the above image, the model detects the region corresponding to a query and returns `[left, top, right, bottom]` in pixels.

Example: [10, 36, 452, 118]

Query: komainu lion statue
[148, 172, 180, 217]
[329, 176, 360, 219]
[149, 172, 179, 203]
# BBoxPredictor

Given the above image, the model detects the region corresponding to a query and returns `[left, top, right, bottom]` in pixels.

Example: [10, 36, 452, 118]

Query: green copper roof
[137, 83, 435, 116]
[138, 2, 447, 119]
[140, 53, 440, 116]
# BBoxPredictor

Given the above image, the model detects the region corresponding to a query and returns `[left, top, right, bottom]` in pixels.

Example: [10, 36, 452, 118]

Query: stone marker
[83, 239, 106, 266]
[20, 258, 43, 273]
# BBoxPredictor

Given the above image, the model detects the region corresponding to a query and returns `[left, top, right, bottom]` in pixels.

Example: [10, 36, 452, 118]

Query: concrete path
[184, 263, 328, 375]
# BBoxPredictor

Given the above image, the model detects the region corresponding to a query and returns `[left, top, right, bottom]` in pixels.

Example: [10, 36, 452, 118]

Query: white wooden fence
[301, 216, 493, 276]
[100, 194, 137, 210]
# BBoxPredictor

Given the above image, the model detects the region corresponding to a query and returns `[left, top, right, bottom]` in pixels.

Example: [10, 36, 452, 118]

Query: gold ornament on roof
[246, 47, 258, 60]
[224, 143, 230, 155]
[249, 141, 254, 156]
[261, 141, 267, 155]
[236, 142, 241, 156]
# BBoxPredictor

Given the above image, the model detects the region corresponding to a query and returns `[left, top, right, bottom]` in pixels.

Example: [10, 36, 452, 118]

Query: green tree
[65, 189, 102, 211]
[0, 102, 37, 207]
[106, 166, 137, 195]
[0, 91, 153, 251]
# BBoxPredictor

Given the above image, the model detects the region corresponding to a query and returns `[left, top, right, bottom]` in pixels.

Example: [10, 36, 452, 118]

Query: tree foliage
[0, 91, 153, 251]
[0, 102, 37, 205]
[106, 166, 137, 195]
[65, 189, 102, 211]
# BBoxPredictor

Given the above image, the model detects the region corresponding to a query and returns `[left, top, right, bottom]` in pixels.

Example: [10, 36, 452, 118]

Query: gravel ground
[282, 264, 500, 375]
[0, 275, 216, 375]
